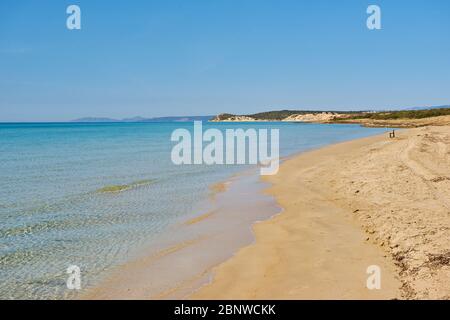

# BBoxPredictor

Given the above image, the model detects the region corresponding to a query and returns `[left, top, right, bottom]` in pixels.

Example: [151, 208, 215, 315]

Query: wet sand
[82, 171, 280, 299]
[192, 126, 450, 299]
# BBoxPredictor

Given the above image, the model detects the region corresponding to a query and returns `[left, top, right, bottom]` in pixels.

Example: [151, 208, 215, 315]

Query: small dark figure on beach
[389, 130, 396, 138]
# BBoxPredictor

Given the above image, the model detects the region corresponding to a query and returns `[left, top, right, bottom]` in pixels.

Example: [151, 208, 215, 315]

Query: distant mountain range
[72, 105, 450, 123]
[71, 115, 214, 123]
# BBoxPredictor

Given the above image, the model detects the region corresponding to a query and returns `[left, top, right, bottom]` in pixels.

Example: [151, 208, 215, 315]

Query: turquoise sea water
[0, 122, 387, 299]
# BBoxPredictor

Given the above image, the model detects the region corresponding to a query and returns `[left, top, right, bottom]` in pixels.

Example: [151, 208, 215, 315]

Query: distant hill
[71, 115, 214, 123]
[71, 117, 119, 122]
[339, 107, 450, 120]
[212, 110, 361, 121]
[398, 105, 450, 111]
[247, 110, 359, 120]
[121, 116, 149, 122]
[139, 116, 214, 122]
[211, 105, 450, 121]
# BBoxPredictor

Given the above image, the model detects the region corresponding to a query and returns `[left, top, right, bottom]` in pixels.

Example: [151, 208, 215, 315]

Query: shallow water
[0, 122, 387, 299]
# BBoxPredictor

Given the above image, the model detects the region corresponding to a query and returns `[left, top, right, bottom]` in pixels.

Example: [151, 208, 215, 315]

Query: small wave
[96, 179, 156, 194]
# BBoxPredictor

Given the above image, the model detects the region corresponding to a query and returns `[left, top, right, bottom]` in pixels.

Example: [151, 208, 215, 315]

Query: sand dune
[192, 126, 450, 299]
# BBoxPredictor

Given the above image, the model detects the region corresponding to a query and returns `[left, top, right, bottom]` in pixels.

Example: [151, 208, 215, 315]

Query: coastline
[82, 125, 450, 300]
[191, 126, 450, 299]
[211, 114, 450, 128]
[81, 128, 395, 300]
[82, 169, 281, 299]
[79, 123, 386, 300]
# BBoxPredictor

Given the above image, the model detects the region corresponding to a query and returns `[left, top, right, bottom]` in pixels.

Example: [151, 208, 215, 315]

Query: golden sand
[192, 126, 450, 299]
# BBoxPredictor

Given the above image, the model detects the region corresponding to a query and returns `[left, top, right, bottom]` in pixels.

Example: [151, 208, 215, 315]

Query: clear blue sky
[1, 0, 449, 121]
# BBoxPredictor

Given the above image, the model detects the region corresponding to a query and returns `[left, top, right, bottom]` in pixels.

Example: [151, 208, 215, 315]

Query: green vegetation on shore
[334, 108, 450, 121]
[215, 110, 358, 121]
[213, 106, 450, 122]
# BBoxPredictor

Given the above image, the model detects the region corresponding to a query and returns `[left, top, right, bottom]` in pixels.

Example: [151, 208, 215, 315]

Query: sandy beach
[192, 126, 450, 300]
[82, 172, 280, 300]
[82, 125, 450, 300]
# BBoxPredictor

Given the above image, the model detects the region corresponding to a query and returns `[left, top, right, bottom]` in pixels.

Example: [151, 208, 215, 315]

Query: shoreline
[81, 129, 393, 300]
[191, 133, 402, 300]
[82, 169, 281, 299]
[83, 125, 450, 300]
[191, 126, 450, 299]
[81, 127, 388, 300]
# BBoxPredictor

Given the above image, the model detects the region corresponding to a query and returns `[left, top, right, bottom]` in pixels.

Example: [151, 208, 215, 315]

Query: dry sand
[192, 126, 450, 300]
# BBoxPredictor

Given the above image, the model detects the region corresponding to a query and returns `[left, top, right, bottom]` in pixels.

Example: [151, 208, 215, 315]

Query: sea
[0, 121, 388, 299]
